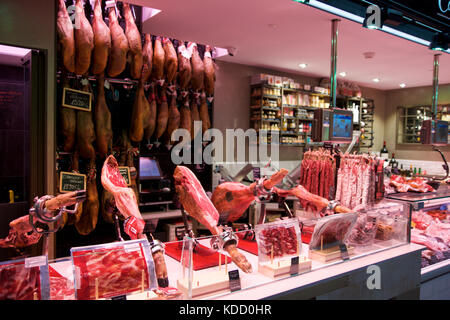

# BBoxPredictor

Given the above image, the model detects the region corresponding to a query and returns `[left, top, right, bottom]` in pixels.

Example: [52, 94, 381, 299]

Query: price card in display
[59, 171, 86, 193]
[289, 256, 299, 276]
[118, 166, 131, 186]
[339, 244, 350, 261]
[62, 87, 92, 112]
[228, 270, 241, 292]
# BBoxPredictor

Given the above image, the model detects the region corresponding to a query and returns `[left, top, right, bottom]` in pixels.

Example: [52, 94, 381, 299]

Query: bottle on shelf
[380, 141, 389, 161]
[388, 153, 398, 169]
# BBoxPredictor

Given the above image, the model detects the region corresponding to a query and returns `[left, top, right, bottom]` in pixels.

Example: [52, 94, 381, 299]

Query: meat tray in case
[0, 255, 50, 300]
[70, 239, 157, 300]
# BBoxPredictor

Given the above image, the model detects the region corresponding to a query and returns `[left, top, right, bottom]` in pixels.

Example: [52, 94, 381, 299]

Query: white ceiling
[131, 0, 449, 90]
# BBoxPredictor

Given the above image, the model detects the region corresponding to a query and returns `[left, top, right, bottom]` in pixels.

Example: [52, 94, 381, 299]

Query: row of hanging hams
[57, 0, 216, 96]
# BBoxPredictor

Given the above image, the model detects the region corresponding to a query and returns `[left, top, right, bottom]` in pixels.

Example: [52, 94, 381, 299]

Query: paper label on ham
[204, 51, 211, 58]
[178, 44, 192, 59]
[124, 216, 145, 240]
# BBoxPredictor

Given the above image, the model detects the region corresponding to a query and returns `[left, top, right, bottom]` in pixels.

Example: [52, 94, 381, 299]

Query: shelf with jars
[250, 80, 375, 147]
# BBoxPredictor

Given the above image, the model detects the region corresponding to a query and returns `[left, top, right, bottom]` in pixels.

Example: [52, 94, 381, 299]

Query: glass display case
[8, 201, 414, 300]
[386, 186, 450, 271]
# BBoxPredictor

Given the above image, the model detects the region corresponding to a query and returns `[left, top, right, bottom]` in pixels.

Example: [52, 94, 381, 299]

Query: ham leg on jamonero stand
[211, 169, 289, 223]
[101, 155, 145, 239]
[174, 166, 253, 273]
[273, 186, 352, 213]
[101, 155, 169, 287]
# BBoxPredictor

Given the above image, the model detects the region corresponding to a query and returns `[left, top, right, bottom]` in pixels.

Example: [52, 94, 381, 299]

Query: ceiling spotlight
[373, 78, 380, 83]
[298, 63, 307, 68]
[429, 32, 449, 51]
[339, 72, 347, 77]
[399, 83, 406, 88]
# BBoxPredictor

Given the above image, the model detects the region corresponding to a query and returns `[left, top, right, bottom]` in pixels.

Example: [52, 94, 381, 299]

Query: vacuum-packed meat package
[309, 213, 358, 250]
[0, 255, 50, 300]
[49, 258, 75, 300]
[71, 239, 157, 300]
[347, 213, 379, 247]
[255, 218, 301, 263]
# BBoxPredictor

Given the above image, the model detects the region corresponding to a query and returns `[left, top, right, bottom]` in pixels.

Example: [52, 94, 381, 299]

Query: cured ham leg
[94, 73, 113, 158]
[141, 34, 153, 83]
[199, 93, 211, 133]
[189, 42, 204, 92]
[174, 166, 252, 273]
[107, 5, 129, 77]
[203, 45, 215, 96]
[57, 0, 75, 73]
[190, 95, 201, 139]
[76, 80, 96, 159]
[101, 155, 145, 238]
[60, 77, 76, 152]
[154, 85, 169, 139]
[177, 40, 192, 92]
[91, 0, 111, 75]
[152, 36, 165, 84]
[179, 95, 191, 136]
[163, 37, 178, 85]
[211, 169, 289, 223]
[74, 0, 94, 75]
[129, 80, 146, 142]
[75, 160, 99, 235]
[273, 186, 352, 213]
[165, 91, 180, 144]
[144, 85, 157, 141]
[123, 3, 143, 79]
[66, 152, 84, 226]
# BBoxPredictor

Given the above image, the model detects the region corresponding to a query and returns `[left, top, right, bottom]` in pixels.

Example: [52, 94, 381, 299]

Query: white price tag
[104, 80, 111, 90]
[81, 78, 89, 86]
[25, 255, 47, 268]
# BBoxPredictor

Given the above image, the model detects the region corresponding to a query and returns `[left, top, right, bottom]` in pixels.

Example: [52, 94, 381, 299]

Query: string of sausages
[335, 153, 377, 210]
[299, 149, 336, 209]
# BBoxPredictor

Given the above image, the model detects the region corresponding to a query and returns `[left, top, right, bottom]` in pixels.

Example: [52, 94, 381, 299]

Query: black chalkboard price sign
[118, 166, 131, 186]
[62, 87, 92, 111]
[59, 171, 87, 193]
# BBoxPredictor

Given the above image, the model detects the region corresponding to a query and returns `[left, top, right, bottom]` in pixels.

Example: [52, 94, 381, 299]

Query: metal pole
[330, 19, 340, 109]
[432, 53, 440, 119]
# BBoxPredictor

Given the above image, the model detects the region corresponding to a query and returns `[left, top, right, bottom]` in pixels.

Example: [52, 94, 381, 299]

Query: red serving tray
[164, 242, 231, 271]
[237, 239, 258, 255]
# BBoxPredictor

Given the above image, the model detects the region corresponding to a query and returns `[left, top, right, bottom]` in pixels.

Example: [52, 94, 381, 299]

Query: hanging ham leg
[75, 159, 99, 235]
[141, 34, 153, 83]
[101, 155, 145, 238]
[76, 80, 96, 159]
[165, 91, 180, 144]
[203, 45, 215, 96]
[74, 0, 94, 75]
[154, 85, 169, 139]
[129, 80, 146, 143]
[179, 94, 191, 136]
[190, 95, 201, 139]
[60, 77, 76, 152]
[94, 73, 113, 158]
[163, 37, 178, 85]
[91, 0, 111, 75]
[152, 36, 165, 84]
[174, 166, 252, 273]
[211, 169, 289, 223]
[57, 0, 75, 73]
[189, 42, 204, 92]
[177, 40, 192, 92]
[107, 5, 129, 77]
[66, 151, 84, 225]
[123, 3, 143, 79]
[144, 85, 157, 141]
[199, 92, 211, 133]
